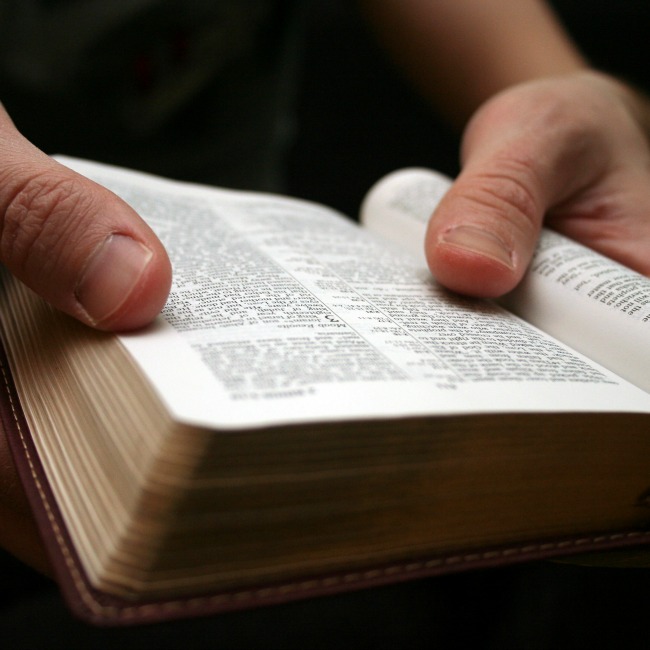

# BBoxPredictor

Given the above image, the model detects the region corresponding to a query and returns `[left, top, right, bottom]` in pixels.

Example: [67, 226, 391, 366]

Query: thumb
[0, 109, 171, 330]
[424, 158, 541, 298]
[424, 79, 609, 298]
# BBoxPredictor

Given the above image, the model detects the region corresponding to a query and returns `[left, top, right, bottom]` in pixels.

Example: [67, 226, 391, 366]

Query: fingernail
[439, 225, 515, 269]
[75, 234, 153, 326]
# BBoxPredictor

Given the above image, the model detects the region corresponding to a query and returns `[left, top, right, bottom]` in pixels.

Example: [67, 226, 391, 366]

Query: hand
[0, 104, 172, 330]
[425, 72, 650, 297]
[0, 104, 172, 573]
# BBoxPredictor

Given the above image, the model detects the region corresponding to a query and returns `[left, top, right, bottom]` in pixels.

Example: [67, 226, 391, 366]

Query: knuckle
[0, 173, 93, 275]
[464, 157, 541, 235]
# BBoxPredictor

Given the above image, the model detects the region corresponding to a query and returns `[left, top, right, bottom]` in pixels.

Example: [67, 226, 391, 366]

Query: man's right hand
[425, 73, 650, 297]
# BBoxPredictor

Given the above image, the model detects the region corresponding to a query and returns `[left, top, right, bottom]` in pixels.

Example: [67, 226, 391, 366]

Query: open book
[2, 158, 650, 625]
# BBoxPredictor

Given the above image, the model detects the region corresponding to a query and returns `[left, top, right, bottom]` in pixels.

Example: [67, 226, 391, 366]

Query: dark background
[286, 0, 650, 218]
[3, 1, 650, 647]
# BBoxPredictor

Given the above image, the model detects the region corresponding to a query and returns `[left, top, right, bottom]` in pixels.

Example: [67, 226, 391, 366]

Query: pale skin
[2, 0, 650, 573]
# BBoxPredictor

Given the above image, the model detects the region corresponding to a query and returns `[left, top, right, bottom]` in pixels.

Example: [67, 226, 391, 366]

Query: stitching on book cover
[0, 359, 96, 608]
[3, 357, 650, 622]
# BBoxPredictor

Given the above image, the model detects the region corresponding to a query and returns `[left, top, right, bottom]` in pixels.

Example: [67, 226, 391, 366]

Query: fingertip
[426, 225, 522, 298]
[114, 243, 172, 331]
[75, 233, 172, 331]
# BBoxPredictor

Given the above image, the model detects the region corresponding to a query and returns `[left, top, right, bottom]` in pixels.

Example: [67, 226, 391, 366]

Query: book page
[361, 168, 650, 394]
[502, 232, 650, 393]
[56, 158, 650, 428]
[360, 167, 452, 266]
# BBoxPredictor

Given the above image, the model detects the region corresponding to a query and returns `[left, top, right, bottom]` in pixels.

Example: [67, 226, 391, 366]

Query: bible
[2, 157, 650, 625]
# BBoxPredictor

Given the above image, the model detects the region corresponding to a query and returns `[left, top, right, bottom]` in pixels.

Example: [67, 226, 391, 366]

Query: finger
[424, 79, 609, 297]
[0, 107, 172, 331]
[425, 164, 541, 298]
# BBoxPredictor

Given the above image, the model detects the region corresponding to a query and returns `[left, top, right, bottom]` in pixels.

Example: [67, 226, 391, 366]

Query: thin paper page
[361, 167, 650, 394]
[360, 167, 452, 264]
[58, 158, 650, 428]
[503, 231, 650, 393]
